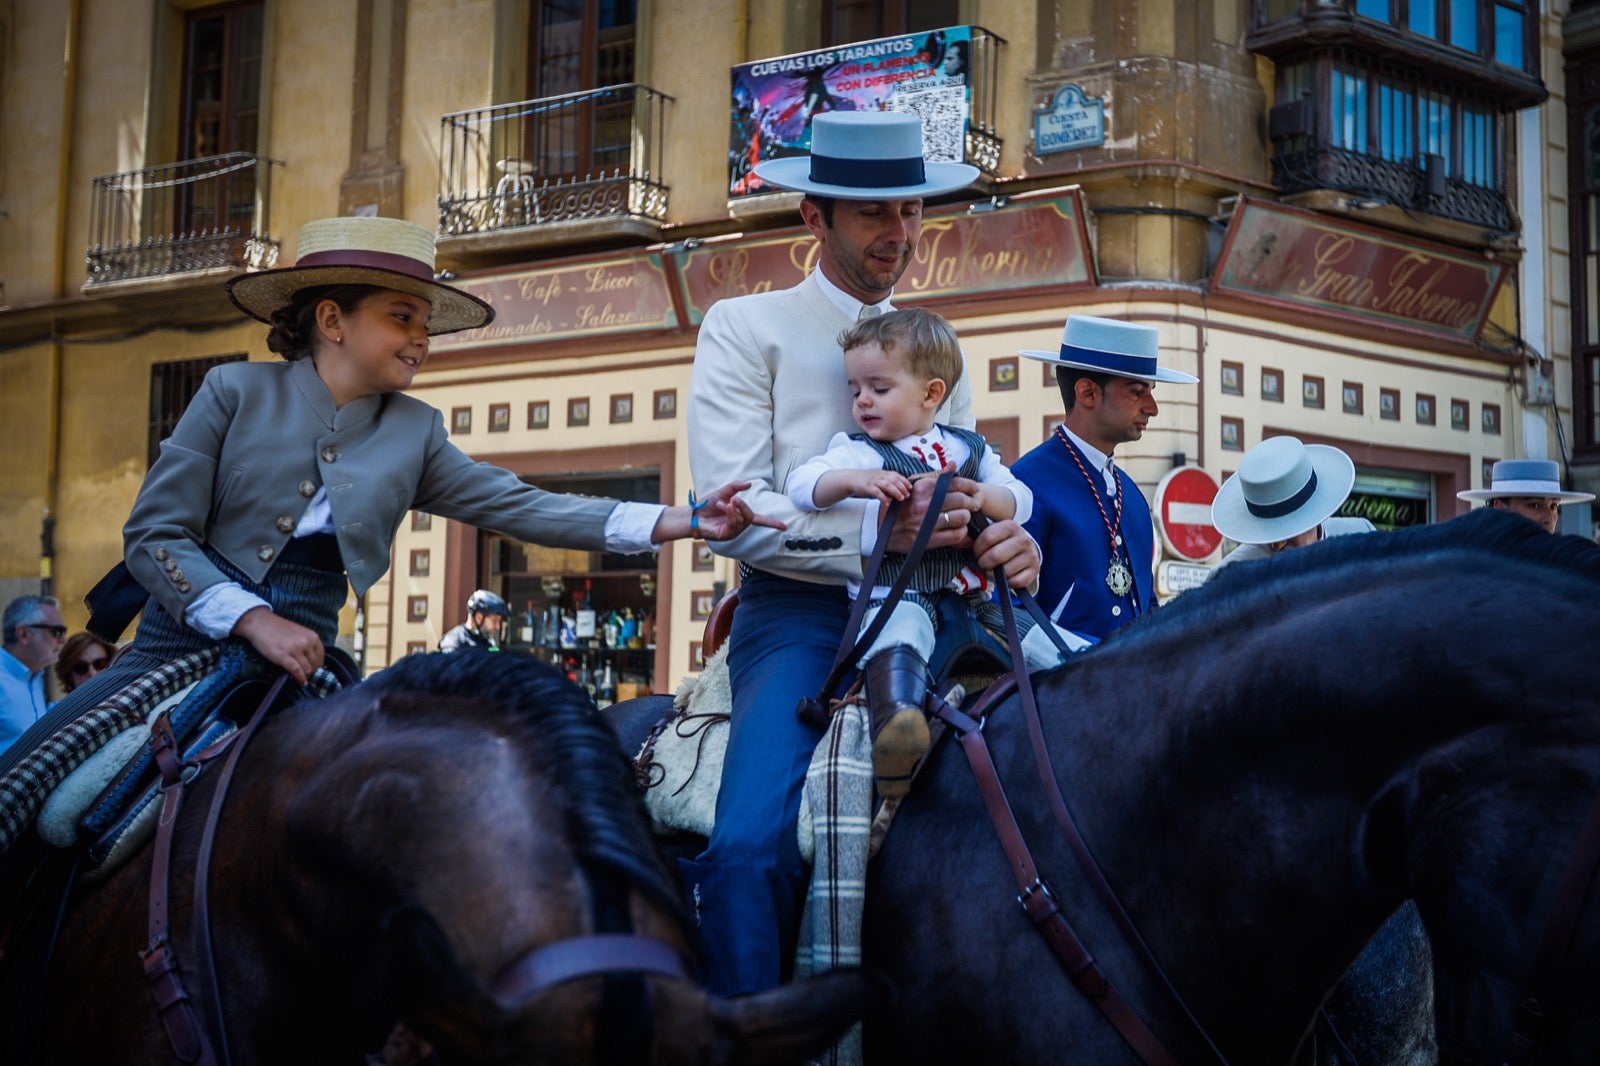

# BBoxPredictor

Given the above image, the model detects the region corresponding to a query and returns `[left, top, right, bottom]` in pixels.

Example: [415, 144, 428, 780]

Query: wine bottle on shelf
[520, 600, 536, 646]
[596, 663, 616, 709]
[575, 580, 597, 644]
[602, 610, 620, 651]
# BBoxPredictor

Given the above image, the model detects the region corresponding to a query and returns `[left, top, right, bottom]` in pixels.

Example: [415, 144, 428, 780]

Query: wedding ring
[942, 511, 953, 528]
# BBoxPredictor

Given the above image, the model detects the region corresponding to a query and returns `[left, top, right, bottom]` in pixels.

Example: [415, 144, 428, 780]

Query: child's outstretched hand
[652, 481, 786, 543]
[233, 607, 325, 684]
[848, 469, 913, 504]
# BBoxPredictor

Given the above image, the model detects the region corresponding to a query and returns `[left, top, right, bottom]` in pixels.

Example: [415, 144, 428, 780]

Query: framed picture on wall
[1379, 388, 1400, 421]
[989, 358, 1018, 391]
[654, 389, 677, 420]
[1260, 368, 1283, 403]
[1220, 416, 1243, 452]
[568, 397, 590, 427]
[1416, 393, 1436, 426]
[1302, 376, 1324, 409]
[409, 549, 430, 577]
[1482, 403, 1501, 435]
[1041, 362, 1058, 388]
[528, 401, 550, 429]
[691, 590, 715, 621]
[1482, 457, 1498, 488]
[692, 541, 715, 571]
[451, 406, 472, 434]
[410, 511, 432, 532]
[1342, 382, 1363, 416]
[407, 595, 428, 622]
[406, 641, 428, 656]
[690, 641, 706, 671]
[1220, 361, 1243, 396]
[1450, 399, 1469, 431]
[610, 394, 634, 424]
[489, 403, 511, 432]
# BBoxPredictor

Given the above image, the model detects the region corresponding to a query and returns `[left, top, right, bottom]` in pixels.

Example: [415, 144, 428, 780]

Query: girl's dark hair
[265, 284, 385, 361]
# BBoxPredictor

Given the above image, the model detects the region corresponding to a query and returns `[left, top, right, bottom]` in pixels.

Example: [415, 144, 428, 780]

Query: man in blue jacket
[1013, 315, 1196, 639]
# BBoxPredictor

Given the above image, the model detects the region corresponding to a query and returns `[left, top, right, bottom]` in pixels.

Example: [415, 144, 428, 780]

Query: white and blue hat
[752, 112, 979, 200]
[1211, 436, 1356, 545]
[1457, 459, 1594, 504]
[1019, 315, 1198, 385]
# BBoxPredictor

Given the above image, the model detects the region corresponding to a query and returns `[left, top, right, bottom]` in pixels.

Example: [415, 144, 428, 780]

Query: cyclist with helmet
[440, 589, 511, 652]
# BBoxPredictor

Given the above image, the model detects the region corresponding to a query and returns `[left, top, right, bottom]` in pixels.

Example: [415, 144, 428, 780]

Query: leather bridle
[139, 662, 695, 1066]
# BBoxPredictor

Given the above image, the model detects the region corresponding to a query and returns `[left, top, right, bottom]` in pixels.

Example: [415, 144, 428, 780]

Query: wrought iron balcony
[84, 152, 281, 289]
[964, 27, 1006, 175]
[1272, 144, 1511, 232]
[437, 83, 671, 237]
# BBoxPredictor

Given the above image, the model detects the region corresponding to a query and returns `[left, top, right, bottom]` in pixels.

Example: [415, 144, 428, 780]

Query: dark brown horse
[614, 509, 1600, 1064]
[4, 650, 876, 1064]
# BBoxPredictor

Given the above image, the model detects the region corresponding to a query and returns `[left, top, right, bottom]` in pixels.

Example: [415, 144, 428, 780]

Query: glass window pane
[1378, 81, 1414, 161]
[1588, 248, 1599, 347]
[1409, 0, 1438, 39]
[1356, 0, 1390, 20]
[1332, 66, 1367, 151]
[1265, 0, 1297, 19]
[1450, 0, 1477, 52]
[1494, 5, 1523, 68]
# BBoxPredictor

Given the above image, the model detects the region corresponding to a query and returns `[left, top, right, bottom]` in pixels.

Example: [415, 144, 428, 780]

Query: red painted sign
[431, 254, 680, 353]
[673, 191, 1096, 324]
[1209, 198, 1508, 341]
[1155, 467, 1222, 562]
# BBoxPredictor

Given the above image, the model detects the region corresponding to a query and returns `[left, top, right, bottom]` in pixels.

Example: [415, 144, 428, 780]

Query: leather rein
[936, 551, 1600, 1066]
[139, 660, 693, 1066]
[923, 556, 1230, 1066]
[802, 474, 1221, 1064]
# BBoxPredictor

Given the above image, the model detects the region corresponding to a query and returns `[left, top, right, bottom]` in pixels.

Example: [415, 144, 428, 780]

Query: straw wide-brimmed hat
[752, 112, 979, 200]
[225, 216, 492, 335]
[1019, 314, 1198, 385]
[1211, 436, 1357, 545]
[1457, 459, 1594, 504]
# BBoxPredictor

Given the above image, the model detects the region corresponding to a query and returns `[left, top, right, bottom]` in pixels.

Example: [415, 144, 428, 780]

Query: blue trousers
[679, 571, 846, 995]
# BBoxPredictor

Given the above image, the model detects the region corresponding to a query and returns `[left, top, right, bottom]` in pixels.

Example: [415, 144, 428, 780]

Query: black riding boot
[864, 644, 931, 798]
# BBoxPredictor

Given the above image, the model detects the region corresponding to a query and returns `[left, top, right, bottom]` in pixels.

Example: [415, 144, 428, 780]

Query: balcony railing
[965, 27, 1006, 175]
[84, 152, 281, 288]
[437, 83, 672, 237]
[1272, 143, 1511, 231]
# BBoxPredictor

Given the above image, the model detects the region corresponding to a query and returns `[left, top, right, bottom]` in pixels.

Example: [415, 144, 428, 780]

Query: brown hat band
[296, 248, 435, 282]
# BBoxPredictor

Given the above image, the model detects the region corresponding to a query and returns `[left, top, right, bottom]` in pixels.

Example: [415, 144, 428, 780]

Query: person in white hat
[1210, 436, 1376, 567]
[684, 111, 1040, 996]
[1456, 459, 1594, 534]
[1012, 315, 1197, 638]
[5, 216, 777, 782]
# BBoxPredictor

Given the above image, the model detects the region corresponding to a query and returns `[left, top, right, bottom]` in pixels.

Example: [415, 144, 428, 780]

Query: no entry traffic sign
[1155, 466, 1222, 562]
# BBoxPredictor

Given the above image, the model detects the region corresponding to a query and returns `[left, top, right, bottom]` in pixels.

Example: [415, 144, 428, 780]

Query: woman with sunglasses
[53, 633, 119, 697]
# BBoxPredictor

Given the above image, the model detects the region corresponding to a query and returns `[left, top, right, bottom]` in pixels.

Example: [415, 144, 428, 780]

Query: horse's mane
[358, 651, 688, 928]
[1119, 507, 1600, 641]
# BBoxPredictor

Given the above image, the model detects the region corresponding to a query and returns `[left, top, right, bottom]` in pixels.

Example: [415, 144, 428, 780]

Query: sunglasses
[26, 623, 67, 639]
[70, 657, 109, 678]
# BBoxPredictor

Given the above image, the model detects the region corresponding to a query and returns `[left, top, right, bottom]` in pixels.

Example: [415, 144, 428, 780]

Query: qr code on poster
[885, 86, 968, 162]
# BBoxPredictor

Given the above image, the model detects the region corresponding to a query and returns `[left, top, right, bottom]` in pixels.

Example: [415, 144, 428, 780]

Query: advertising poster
[729, 26, 973, 197]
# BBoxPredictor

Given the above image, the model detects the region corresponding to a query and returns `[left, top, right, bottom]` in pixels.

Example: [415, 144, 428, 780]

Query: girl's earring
[334, 335, 343, 344]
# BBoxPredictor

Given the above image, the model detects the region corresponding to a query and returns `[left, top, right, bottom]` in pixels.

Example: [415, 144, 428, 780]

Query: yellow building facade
[0, 0, 1582, 687]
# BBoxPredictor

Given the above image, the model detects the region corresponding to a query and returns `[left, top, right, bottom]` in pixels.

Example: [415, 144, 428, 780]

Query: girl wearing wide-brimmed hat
[2, 215, 777, 775]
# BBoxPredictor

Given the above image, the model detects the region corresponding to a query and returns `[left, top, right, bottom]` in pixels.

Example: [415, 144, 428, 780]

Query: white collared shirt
[1059, 424, 1118, 496]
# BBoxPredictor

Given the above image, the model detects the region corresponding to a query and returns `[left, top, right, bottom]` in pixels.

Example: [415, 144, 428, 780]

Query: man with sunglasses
[1, 595, 67, 754]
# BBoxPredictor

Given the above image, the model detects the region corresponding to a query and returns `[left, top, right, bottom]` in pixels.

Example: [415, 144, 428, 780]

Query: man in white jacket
[683, 112, 1040, 995]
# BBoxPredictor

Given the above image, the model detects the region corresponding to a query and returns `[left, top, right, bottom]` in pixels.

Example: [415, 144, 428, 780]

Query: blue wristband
[689, 491, 703, 535]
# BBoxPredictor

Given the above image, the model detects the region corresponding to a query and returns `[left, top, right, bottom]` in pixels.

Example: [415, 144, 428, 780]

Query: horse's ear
[706, 968, 889, 1066]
